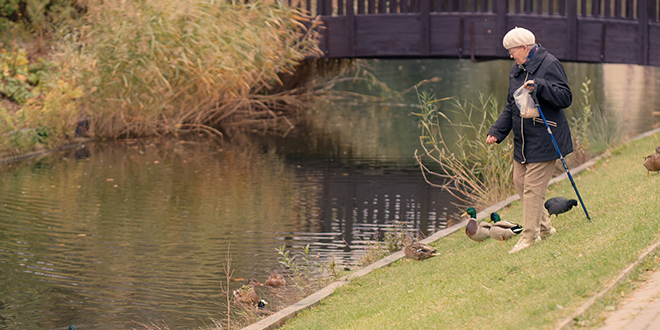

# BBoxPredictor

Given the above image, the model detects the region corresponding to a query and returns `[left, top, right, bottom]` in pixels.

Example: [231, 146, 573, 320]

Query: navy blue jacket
[488, 45, 573, 164]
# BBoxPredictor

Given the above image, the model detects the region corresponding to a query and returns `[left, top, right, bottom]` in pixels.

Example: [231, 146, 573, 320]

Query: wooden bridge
[295, 0, 660, 66]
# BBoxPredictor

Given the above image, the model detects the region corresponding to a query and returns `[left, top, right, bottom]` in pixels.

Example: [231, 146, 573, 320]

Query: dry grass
[413, 90, 515, 209]
[61, 0, 322, 139]
[0, 0, 326, 157]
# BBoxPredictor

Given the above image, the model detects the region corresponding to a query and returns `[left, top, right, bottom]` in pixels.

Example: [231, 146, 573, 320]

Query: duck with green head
[488, 212, 523, 241]
[463, 207, 492, 242]
[256, 299, 272, 316]
[233, 278, 263, 304]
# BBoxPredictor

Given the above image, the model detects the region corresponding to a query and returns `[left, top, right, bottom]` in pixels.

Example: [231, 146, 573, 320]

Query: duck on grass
[488, 212, 523, 242]
[643, 145, 660, 176]
[544, 196, 578, 217]
[401, 235, 440, 261]
[463, 207, 492, 242]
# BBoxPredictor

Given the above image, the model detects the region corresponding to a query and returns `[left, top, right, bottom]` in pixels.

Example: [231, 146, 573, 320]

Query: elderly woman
[486, 27, 573, 254]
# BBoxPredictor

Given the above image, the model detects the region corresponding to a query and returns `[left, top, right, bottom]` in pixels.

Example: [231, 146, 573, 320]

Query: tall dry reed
[414, 81, 620, 209]
[569, 78, 622, 159]
[68, 0, 322, 139]
[413, 90, 514, 208]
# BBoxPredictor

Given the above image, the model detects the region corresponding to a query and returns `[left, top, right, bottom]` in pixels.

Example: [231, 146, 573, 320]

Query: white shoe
[508, 237, 538, 254]
[540, 227, 556, 239]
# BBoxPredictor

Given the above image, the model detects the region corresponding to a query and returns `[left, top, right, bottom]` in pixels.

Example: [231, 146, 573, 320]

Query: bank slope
[278, 132, 660, 330]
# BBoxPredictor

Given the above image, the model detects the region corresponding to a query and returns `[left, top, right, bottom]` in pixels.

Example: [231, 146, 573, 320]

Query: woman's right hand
[486, 135, 498, 145]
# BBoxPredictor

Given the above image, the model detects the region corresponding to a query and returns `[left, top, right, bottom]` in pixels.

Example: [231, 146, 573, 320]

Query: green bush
[0, 0, 20, 18]
[0, 43, 83, 155]
[0, 47, 54, 104]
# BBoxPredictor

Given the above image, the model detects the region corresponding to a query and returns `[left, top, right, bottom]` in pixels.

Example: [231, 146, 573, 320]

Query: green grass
[278, 133, 660, 330]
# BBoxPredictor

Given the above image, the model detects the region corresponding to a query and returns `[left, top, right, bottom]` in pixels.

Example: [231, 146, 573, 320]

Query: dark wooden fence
[290, 0, 660, 66]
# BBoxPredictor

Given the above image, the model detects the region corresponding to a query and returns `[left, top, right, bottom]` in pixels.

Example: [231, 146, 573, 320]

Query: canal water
[0, 59, 658, 329]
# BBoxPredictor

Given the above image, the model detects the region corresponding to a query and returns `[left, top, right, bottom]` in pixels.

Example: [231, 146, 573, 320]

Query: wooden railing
[291, 0, 655, 18]
[291, 0, 660, 66]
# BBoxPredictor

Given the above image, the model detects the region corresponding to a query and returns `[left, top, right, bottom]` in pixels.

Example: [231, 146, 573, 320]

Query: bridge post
[567, 0, 578, 61]
[317, 0, 324, 16]
[347, 0, 355, 57]
[420, 0, 430, 56]
[496, 0, 507, 56]
[639, 0, 649, 66]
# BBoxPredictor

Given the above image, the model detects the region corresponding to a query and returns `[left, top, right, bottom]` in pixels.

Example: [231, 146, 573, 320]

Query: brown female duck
[643, 146, 660, 177]
[265, 270, 286, 287]
[402, 235, 439, 261]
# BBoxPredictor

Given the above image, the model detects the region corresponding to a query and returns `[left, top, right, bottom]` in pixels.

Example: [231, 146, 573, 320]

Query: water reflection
[0, 138, 454, 329]
[1, 59, 659, 329]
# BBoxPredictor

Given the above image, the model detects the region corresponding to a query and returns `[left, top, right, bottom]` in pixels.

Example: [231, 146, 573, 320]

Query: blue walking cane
[531, 87, 592, 222]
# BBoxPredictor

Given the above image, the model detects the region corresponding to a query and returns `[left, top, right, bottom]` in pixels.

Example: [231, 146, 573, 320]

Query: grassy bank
[275, 132, 660, 329]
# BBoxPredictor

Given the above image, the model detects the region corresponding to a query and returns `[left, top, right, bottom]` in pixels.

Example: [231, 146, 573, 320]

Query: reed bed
[67, 0, 322, 139]
[570, 78, 623, 158]
[0, 0, 323, 155]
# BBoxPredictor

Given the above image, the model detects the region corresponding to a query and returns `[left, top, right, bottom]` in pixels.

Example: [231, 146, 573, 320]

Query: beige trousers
[513, 160, 556, 242]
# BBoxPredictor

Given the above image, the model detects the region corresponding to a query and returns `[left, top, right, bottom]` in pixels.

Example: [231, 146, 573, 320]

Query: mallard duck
[265, 270, 286, 287]
[255, 299, 272, 316]
[402, 235, 439, 261]
[233, 278, 263, 304]
[643, 146, 660, 177]
[68, 326, 77, 330]
[488, 212, 523, 241]
[463, 207, 491, 242]
[544, 196, 578, 217]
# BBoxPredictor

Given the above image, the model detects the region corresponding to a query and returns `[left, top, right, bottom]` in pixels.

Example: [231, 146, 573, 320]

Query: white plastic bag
[513, 84, 539, 118]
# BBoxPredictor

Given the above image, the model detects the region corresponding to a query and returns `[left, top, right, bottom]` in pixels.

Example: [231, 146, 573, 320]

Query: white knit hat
[502, 27, 535, 49]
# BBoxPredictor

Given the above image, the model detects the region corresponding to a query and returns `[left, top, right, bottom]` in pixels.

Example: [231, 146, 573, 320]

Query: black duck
[544, 197, 578, 217]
